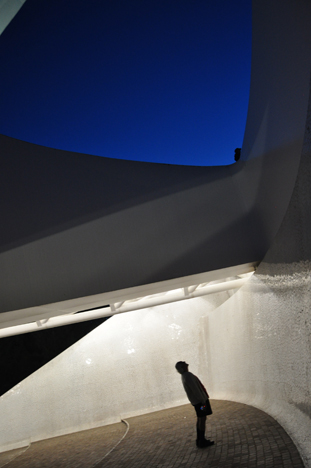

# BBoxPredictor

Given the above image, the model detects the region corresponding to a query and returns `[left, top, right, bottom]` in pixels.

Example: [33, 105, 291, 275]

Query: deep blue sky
[0, 0, 251, 166]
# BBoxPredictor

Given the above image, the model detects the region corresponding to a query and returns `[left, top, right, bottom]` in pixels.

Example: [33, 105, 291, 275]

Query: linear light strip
[0, 276, 252, 338]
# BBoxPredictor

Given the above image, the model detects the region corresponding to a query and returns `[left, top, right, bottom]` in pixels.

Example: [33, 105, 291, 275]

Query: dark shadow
[0, 316, 109, 396]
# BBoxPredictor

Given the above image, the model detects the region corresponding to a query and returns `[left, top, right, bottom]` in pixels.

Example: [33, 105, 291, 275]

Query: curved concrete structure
[0, 137, 258, 317]
[207, 92, 311, 466]
[0, 0, 310, 323]
[0, 0, 311, 466]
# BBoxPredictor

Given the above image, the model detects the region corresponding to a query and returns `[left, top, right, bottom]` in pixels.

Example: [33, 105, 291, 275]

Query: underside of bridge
[0, 0, 311, 466]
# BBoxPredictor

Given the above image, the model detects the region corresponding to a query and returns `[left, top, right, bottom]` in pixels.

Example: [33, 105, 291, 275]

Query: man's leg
[196, 416, 214, 448]
[196, 416, 206, 446]
[197, 415, 206, 432]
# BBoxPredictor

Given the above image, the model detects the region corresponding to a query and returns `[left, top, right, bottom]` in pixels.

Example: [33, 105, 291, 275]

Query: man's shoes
[196, 439, 215, 448]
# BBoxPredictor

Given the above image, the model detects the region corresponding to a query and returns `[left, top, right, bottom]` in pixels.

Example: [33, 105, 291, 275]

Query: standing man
[175, 361, 214, 448]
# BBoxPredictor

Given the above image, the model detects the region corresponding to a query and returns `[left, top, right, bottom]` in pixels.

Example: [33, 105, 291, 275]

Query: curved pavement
[0, 400, 304, 468]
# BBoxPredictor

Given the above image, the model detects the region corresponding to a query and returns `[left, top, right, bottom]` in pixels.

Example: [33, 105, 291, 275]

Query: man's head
[175, 361, 189, 374]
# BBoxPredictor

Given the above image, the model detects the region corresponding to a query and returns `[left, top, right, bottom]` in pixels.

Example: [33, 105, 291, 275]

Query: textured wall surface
[207, 78, 311, 467]
[0, 290, 233, 452]
[207, 270, 311, 467]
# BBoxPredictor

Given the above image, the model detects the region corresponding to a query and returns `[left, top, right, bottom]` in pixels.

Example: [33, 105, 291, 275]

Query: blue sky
[0, 0, 251, 166]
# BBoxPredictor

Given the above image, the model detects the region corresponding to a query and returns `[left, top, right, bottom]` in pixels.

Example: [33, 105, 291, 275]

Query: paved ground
[0, 400, 304, 468]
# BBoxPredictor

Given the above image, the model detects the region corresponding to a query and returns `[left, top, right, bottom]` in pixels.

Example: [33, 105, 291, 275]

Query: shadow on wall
[0, 135, 236, 254]
[0, 317, 109, 396]
[141, 207, 266, 286]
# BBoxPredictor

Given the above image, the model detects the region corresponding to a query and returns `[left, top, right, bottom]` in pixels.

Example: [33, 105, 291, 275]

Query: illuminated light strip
[0, 262, 257, 330]
[0, 274, 254, 338]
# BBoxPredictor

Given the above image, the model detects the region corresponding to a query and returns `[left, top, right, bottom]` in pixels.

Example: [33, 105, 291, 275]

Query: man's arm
[182, 373, 208, 405]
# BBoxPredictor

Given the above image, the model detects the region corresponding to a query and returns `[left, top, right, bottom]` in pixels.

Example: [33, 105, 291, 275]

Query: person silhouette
[175, 361, 214, 448]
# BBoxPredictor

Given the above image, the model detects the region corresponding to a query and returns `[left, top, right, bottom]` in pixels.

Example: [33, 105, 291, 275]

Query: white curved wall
[207, 268, 311, 467]
[0, 0, 311, 318]
[0, 290, 233, 451]
[0, 1, 311, 466]
[208, 80, 311, 467]
[237, 0, 311, 241]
